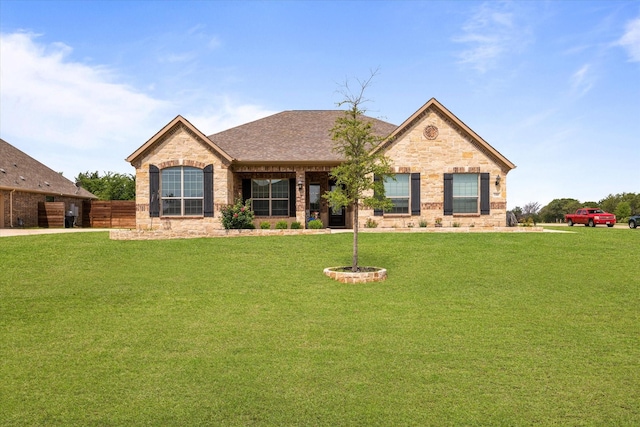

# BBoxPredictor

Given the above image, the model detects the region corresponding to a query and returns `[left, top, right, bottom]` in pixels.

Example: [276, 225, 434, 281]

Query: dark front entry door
[328, 182, 346, 227]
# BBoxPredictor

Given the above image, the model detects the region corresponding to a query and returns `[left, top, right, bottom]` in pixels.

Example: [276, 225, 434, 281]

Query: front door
[328, 182, 346, 227]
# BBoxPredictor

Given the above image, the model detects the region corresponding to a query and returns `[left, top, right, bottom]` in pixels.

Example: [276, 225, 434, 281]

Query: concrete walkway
[0, 227, 111, 237]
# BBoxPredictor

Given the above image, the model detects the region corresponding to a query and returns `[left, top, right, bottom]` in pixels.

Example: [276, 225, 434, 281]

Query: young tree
[522, 201, 541, 223]
[324, 73, 394, 272]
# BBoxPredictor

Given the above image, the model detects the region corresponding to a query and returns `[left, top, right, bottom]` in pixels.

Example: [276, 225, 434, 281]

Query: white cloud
[454, 2, 533, 73]
[0, 31, 275, 178]
[617, 17, 640, 62]
[0, 32, 170, 151]
[570, 64, 594, 96]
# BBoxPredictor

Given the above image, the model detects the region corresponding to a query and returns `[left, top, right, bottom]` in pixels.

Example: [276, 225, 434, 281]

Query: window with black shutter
[373, 175, 383, 216]
[149, 165, 160, 217]
[411, 173, 421, 216]
[480, 173, 490, 215]
[203, 164, 214, 217]
[443, 173, 453, 215]
[444, 173, 489, 215]
[160, 166, 204, 216]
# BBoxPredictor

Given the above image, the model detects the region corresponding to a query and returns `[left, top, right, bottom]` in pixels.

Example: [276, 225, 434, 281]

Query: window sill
[452, 213, 481, 217]
[160, 216, 205, 219]
[383, 214, 411, 218]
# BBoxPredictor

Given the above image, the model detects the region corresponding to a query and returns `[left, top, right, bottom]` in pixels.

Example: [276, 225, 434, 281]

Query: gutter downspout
[10, 189, 15, 228]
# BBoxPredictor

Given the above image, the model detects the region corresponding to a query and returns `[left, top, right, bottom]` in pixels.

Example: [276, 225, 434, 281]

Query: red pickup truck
[565, 208, 616, 227]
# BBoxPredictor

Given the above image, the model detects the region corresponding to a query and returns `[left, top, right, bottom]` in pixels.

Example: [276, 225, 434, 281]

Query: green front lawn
[1, 228, 638, 425]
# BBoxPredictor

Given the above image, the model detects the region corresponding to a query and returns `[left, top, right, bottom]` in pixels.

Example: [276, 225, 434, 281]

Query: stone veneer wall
[0, 190, 87, 228]
[110, 228, 332, 240]
[110, 226, 542, 241]
[360, 106, 510, 228]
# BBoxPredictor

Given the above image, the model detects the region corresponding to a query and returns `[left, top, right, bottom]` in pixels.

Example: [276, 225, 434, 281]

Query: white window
[453, 174, 478, 214]
[252, 179, 289, 216]
[161, 167, 203, 216]
[309, 184, 321, 213]
[383, 174, 410, 214]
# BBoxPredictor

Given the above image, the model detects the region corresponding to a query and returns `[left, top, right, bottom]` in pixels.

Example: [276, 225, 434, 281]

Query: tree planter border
[323, 267, 387, 283]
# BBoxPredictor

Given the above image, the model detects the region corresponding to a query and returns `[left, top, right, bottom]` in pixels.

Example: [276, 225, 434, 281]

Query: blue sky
[1, 0, 638, 209]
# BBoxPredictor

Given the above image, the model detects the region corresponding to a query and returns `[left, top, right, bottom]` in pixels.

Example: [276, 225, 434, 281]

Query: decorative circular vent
[424, 125, 438, 140]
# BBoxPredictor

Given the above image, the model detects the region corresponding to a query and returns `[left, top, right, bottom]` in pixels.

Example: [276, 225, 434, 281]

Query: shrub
[260, 221, 271, 230]
[291, 221, 302, 229]
[221, 199, 255, 229]
[365, 218, 378, 228]
[308, 219, 323, 229]
[275, 220, 288, 229]
[419, 220, 428, 228]
[521, 217, 534, 227]
[453, 222, 461, 228]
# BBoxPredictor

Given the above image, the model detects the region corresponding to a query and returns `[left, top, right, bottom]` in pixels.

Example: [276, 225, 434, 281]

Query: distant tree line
[75, 170, 637, 223]
[75, 171, 135, 201]
[510, 193, 640, 224]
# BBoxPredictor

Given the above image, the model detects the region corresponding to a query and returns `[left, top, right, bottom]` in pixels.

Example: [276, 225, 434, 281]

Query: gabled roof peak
[126, 115, 233, 164]
[376, 98, 516, 171]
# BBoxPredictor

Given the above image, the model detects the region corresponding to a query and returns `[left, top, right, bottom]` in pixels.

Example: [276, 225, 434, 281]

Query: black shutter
[443, 173, 453, 216]
[149, 165, 160, 217]
[242, 179, 251, 203]
[480, 173, 490, 215]
[411, 173, 421, 216]
[289, 179, 296, 217]
[203, 164, 214, 217]
[373, 174, 383, 216]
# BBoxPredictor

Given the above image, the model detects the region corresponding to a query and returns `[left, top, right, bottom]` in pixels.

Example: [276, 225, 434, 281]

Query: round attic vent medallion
[424, 125, 438, 140]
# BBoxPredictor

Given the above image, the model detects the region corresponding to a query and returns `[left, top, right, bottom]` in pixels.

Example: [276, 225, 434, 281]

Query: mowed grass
[1, 228, 638, 426]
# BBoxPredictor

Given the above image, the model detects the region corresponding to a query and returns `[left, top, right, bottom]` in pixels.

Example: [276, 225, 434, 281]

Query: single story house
[126, 98, 515, 232]
[0, 138, 97, 228]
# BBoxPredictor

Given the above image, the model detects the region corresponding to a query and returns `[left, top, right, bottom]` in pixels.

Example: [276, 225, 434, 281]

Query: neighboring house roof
[0, 138, 97, 199]
[126, 115, 234, 165]
[376, 98, 516, 171]
[208, 110, 398, 164]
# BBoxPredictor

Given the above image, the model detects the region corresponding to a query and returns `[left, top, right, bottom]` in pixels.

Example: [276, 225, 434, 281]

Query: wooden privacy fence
[38, 202, 65, 228]
[83, 200, 136, 228]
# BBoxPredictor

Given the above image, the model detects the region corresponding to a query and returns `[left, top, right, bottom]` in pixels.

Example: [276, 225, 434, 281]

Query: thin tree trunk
[353, 199, 358, 272]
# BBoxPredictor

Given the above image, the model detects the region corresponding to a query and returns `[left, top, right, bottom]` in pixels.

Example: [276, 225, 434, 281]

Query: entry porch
[233, 165, 350, 229]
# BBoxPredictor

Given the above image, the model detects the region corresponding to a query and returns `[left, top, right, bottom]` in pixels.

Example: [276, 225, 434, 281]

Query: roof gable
[375, 98, 516, 171]
[0, 138, 96, 198]
[126, 115, 233, 165]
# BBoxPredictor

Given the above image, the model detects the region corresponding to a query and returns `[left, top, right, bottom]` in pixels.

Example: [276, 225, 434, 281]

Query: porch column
[295, 168, 306, 225]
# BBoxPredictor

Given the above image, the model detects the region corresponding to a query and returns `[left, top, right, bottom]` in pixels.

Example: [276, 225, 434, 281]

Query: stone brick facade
[360, 106, 510, 228]
[130, 123, 232, 232]
[126, 99, 515, 236]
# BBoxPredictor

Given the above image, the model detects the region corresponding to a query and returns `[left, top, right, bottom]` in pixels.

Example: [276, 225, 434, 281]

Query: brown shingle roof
[0, 138, 97, 198]
[207, 110, 398, 163]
